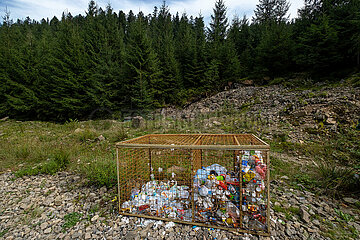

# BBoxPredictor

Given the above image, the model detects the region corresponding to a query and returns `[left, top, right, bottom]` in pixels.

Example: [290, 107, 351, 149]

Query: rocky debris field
[1, 171, 359, 240]
[159, 85, 360, 142]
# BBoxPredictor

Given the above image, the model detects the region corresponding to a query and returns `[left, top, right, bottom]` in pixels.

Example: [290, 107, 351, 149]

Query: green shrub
[83, 156, 117, 188]
[334, 209, 354, 223]
[62, 212, 82, 231]
[107, 127, 128, 143]
[269, 77, 285, 85]
[317, 162, 359, 195]
[294, 173, 318, 190]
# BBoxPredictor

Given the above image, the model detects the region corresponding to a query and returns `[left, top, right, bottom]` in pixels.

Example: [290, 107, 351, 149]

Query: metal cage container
[116, 134, 270, 236]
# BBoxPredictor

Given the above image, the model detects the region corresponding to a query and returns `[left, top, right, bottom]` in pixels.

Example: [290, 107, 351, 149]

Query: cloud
[0, 0, 304, 23]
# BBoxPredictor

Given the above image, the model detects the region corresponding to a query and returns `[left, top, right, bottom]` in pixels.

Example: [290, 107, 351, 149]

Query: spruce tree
[253, 0, 290, 24]
[125, 14, 162, 109]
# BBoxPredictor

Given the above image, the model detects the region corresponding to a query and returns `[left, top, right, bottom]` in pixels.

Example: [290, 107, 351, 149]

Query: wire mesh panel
[116, 134, 270, 236]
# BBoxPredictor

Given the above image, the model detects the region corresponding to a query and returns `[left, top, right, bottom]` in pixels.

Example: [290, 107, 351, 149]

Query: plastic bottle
[226, 202, 240, 219]
[130, 188, 140, 200]
[199, 186, 209, 196]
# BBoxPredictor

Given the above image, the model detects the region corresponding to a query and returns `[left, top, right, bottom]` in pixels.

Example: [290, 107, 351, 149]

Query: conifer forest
[0, 0, 359, 121]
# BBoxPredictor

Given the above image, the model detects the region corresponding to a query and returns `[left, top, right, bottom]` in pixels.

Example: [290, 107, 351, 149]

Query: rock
[241, 79, 254, 86]
[0, 116, 9, 121]
[212, 121, 221, 126]
[349, 222, 360, 232]
[300, 207, 311, 223]
[91, 215, 99, 222]
[312, 219, 320, 226]
[131, 116, 145, 128]
[124, 231, 137, 240]
[72, 232, 81, 238]
[40, 222, 48, 230]
[314, 110, 326, 121]
[96, 135, 105, 141]
[54, 195, 62, 206]
[99, 186, 107, 195]
[293, 110, 307, 118]
[280, 175, 290, 180]
[325, 117, 336, 125]
[74, 128, 84, 133]
[85, 233, 91, 239]
[343, 197, 358, 205]
[165, 221, 176, 229]
[44, 228, 52, 234]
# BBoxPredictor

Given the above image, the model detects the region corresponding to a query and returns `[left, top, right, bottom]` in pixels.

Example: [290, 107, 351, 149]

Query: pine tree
[0, 11, 38, 119]
[228, 15, 250, 76]
[125, 14, 162, 109]
[207, 0, 241, 89]
[88, 4, 126, 111]
[151, 1, 181, 105]
[207, 0, 228, 43]
[255, 22, 294, 78]
[253, 0, 290, 24]
[296, 15, 339, 75]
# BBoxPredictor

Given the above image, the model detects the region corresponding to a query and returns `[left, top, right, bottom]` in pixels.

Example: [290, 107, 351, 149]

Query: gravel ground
[0, 171, 359, 240]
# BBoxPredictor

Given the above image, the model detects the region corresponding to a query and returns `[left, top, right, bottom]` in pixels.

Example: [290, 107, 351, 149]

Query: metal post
[238, 150, 243, 229]
[191, 150, 195, 222]
[266, 150, 271, 234]
[116, 147, 121, 212]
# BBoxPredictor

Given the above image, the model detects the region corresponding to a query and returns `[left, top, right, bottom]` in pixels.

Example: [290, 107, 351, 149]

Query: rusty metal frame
[116, 134, 270, 236]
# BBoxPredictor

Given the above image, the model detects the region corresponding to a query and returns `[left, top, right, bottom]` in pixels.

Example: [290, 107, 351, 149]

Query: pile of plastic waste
[241, 151, 267, 230]
[121, 150, 268, 230]
[121, 180, 192, 221]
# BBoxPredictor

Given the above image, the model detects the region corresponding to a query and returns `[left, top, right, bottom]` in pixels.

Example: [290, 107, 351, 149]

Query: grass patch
[334, 209, 355, 223]
[62, 212, 82, 231]
[317, 163, 359, 196]
[76, 129, 98, 143]
[80, 155, 117, 188]
[0, 229, 9, 237]
[15, 150, 70, 177]
[273, 204, 300, 221]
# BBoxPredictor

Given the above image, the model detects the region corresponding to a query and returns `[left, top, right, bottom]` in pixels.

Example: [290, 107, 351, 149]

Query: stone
[212, 121, 221, 126]
[54, 196, 62, 206]
[343, 197, 358, 205]
[131, 116, 145, 128]
[40, 222, 48, 230]
[349, 222, 360, 232]
[91, 215, 99, 222]
[74, 128, 84, 133]
[314, 110, 326, 121]
[44, 228, 52, 234]
[280, 175, 290, 180]
[85, 232, 91, 239]
[241, 79, 254, 86]
[96, 135, 105, 141]
[325, 117, 336, 125]
[0, 116, 9, 121]
[124, 231, 137, 240]
[312, 219, 320, 226]
[293, 110, 307, 118]
[72, 232, 81, 238]
[300, 207, 311, 223]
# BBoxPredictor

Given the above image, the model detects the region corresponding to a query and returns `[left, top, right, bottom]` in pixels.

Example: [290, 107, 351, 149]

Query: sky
[0, 0, 305, 24]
